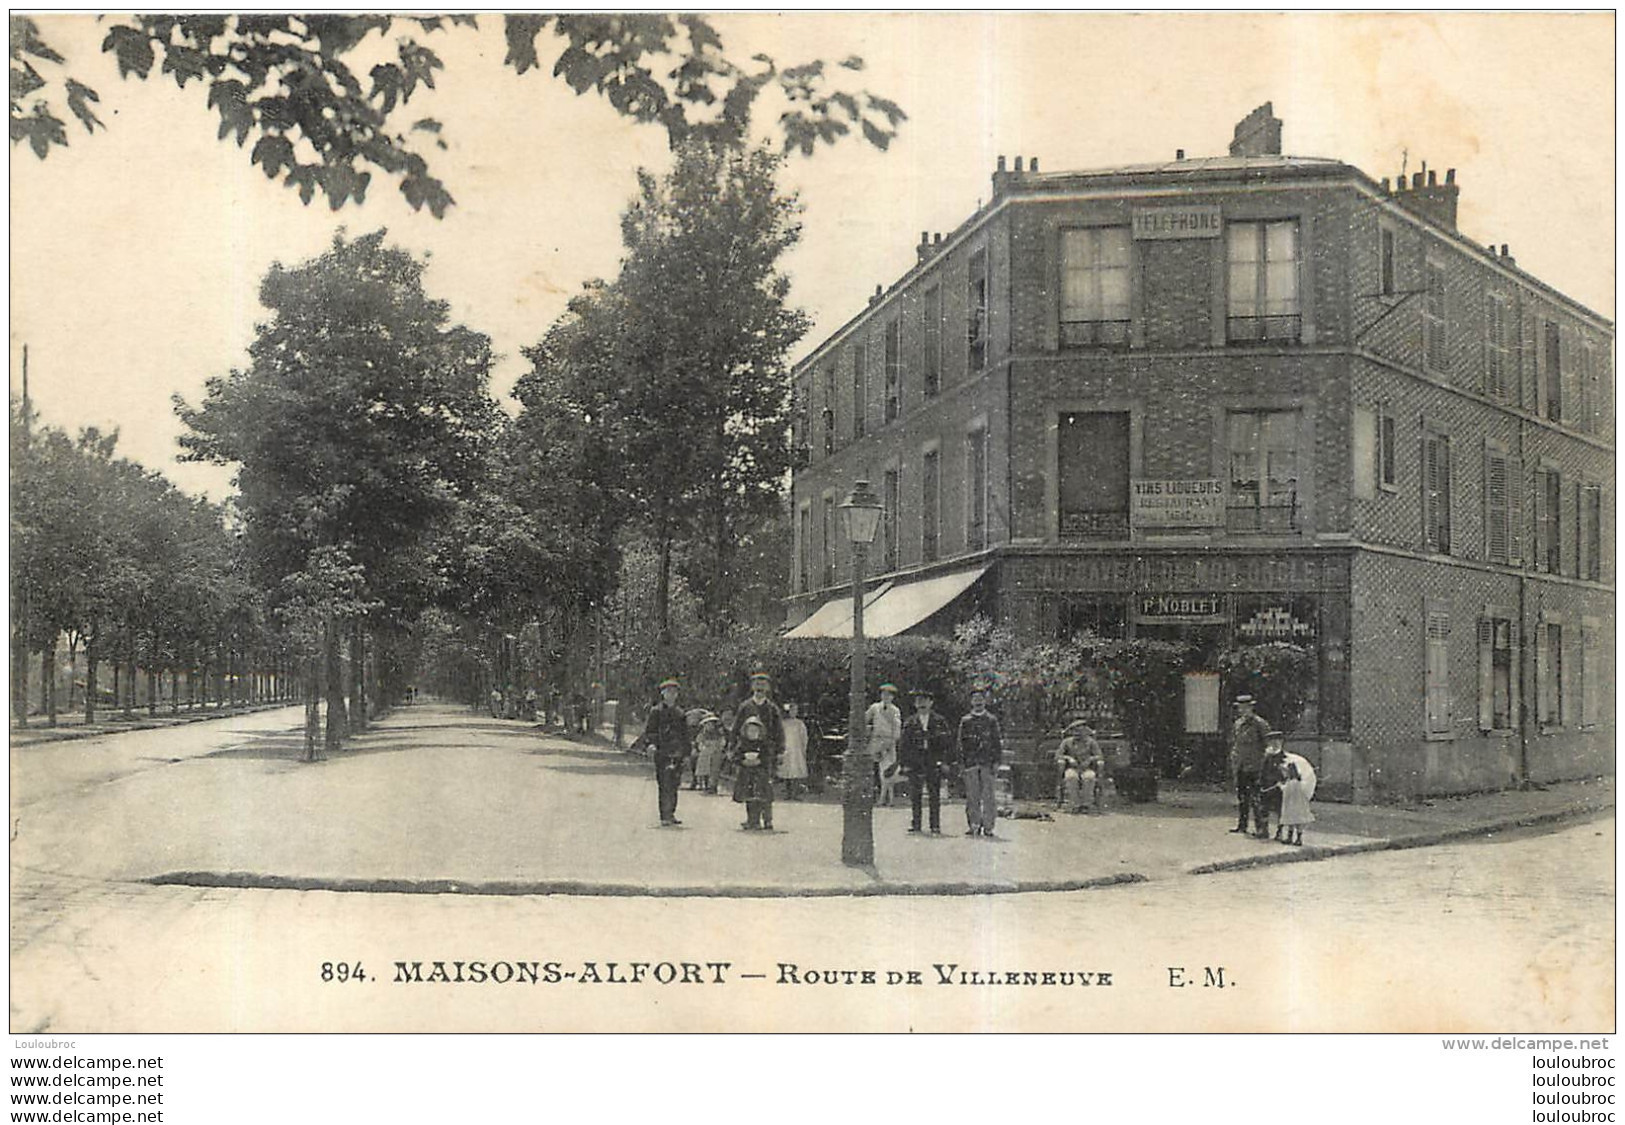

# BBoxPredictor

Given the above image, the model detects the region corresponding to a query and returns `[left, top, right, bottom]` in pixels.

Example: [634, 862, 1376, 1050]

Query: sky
[9, 12, 1615, 499]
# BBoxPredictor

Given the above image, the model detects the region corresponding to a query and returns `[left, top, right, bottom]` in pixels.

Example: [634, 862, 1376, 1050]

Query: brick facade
[788, 139, 1612, 801]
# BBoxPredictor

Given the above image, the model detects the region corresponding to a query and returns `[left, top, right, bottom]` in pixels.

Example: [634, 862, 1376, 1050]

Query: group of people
[488, 684, 599, 732]
[1227, 693, 1316, 845]
[637, 675, 1009, 838]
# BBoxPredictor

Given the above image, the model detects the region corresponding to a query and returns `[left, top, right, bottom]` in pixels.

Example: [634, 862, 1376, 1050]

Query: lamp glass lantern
[840, 480, 884, 546]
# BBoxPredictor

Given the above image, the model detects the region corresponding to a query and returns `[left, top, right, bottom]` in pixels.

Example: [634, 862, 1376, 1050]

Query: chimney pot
[1501, 244, 1510, 256]
[997, 155, 1007, 172]
[1030, 157, 1039, 172]
[1412, 171, 1424, 189]
[1427, 169, 1437, 187]
[1176, 148, 1186, 161]
[1379, 177, 1390, 193]
[1445, 168, 1456, 185]
[920, 230, 929, 245]
[1014, 156, 1024, 172]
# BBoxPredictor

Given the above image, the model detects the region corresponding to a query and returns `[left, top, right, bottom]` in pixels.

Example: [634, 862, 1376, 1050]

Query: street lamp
[839, 479, 884, 867]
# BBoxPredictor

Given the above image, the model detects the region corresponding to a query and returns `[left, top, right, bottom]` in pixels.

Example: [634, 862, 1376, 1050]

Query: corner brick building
[784, 105, 1613, 800]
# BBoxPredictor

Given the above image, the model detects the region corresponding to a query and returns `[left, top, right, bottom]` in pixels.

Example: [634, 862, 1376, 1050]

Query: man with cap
[1228, 694, 1271, 836]
[900, 687, 953, 834]
[867, 683, 904, 806]
[644, 678, 691, 826]
[956, 687, 1004, 837]
[732, 672, 784, 809]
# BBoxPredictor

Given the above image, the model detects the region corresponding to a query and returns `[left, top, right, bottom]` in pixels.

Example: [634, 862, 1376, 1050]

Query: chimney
[1501, 244, 1515, 267]
[1014, 156, 1024, 172]
[1394, 163, 1460, 231]
[917, 230, 933, 265]
[1030, 157, 1039, 172]
[996, 155, 1007, 172]
[1176, 148, 1186, 161]
[992, 154, 1012, 196]
[933, 233, 942, 245]
[1228, 102, 1283, 157]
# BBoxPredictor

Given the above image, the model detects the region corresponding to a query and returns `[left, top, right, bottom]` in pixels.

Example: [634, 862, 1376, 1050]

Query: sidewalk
[9, 700, 297, 748]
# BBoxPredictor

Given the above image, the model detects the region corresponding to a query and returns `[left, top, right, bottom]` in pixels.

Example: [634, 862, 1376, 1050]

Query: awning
[785, 564, 989, 639]
[783, 581, 894, 638]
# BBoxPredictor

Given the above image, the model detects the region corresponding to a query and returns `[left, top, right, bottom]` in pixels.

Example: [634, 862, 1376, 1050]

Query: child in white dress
[1278, 761, 1314, 846]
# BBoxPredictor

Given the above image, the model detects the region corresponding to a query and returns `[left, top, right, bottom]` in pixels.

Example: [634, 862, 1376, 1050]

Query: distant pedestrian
[522, 687, 538, 722]
[957, 688, 1004, 837]
[866, 683, 903, 807]
[694, 713, 726, 794]
[900, 688, 953, 835]
[733, 715, 778, 830]
[643, 678, 691, 827]
[489, 687, 503, 718]
[1228, 694, 1270, 837]
[779, 702, 810, 800]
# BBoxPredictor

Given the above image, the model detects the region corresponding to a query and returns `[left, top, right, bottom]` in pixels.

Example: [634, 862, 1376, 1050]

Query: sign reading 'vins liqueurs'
[1131, 479, 1226, 527]
[1131, 205, 1222, 239]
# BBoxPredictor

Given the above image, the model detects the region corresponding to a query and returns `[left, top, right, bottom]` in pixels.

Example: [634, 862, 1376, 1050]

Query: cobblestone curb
[1186, 799, 1612, 876]
[143, 870, 1149, 899]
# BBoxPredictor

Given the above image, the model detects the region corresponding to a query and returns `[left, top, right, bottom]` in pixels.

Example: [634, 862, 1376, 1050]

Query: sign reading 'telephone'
[1131, 205, 1222, 240]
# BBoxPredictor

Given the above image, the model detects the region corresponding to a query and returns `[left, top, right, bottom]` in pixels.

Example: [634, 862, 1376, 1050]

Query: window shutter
[1439, 438, 1452, 553]
[1507, 456, 1523, 565]
[1425, 609, 1452, 733]
[1533, 470, 1548, 572]
[1582, 624, 1600, 726]
[1535, 623, 1550, 725]
[1476, 618, 1495, 731]
[1484, 447, 1509, 563]
[1424, 438, 1440, 549]
[1353, 408, 1376, 500]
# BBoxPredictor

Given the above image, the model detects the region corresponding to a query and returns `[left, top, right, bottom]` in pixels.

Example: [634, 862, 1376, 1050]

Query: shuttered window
[1535, 469, 1563, 574]
[967, 250, 988, 371]
[1477, 616, 1514, 732]
[851, 340, 866, 439]
[1353, 408, 1376, 500]
[922, 448, 941, 563]
[1484, 446, 1510, 563]
[1582, 485, 1602, 582]
[1423, 433, 1451, 553]
[1423, 262, 1448, 372]
[1581, 620, 1600, 727]
[884, 319, 901, 423]
[923, 286, 942, 397]
[1486, 295, 1511, 402]
[1425, 608, 1453, 736]
[1539, 622, 1563, 728]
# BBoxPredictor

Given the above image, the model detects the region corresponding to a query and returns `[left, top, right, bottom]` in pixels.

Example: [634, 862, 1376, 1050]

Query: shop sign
[1132, 205, 1222, 240]
[1134, 593, 1226, 625]
[1238, 604, 1317, 641]
[1131, 479, 1226, 527]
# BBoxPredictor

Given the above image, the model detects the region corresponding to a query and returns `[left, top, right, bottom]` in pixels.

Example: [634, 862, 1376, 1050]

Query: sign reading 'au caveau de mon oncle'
[1130, 478, 1226, 527]
[1131, 205, 1222, 239]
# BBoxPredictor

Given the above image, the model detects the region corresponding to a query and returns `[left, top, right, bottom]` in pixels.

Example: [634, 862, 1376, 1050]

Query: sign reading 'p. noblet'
[1132, 205, 1222, 239]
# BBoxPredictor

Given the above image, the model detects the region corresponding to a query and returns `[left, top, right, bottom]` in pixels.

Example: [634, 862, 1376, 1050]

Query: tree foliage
[514, 140, 809, 641]
[11, 14, 907, 216]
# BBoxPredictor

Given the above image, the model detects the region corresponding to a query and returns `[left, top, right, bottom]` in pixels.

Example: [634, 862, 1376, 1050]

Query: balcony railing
[1225, 501, 1298, 533]
[1060, 319, 1131, 349]
[1226, 314, 1302, 344]
[1059, 510, 1130, 540]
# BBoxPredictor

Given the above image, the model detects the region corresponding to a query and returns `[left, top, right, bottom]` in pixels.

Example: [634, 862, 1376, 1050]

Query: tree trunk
[42, 637, 57, 726]
[84, 637, 98, 724]
[148, 664, 159, 717]
[113, 661, 122, 717]
[349, 619, 368, 733]
[655, 525, 673, 648]
[66, 640, 78, 714]
[123, 641, 136, 718]
[303, 648, 321, 762]
[171, 668, 179, 714]
[11, 628, 28, 728]
[324, 613, 346, 753]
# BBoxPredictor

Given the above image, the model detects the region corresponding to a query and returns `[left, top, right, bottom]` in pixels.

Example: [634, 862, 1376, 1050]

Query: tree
[176, 229, 499, 751]
[517, 140, 809, 644]
[11, 14, 906, 217]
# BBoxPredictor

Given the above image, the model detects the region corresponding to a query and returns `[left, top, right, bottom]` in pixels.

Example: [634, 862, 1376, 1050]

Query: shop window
[1422, 432, 1451, 554]
[923, 285, 942, 397]
[1060, 227, 1132, 347]
[1226, 409, 1299, 532]
[1058, 411, 1130, 539]
[1477, 617, 1514, 732]
[1057, 598, 1126, 641]
[1226, 220, 1300, 343]
[967, 250, 988, 371]
[921, 448, 940, 563]
[1424, 607, 1452, 737]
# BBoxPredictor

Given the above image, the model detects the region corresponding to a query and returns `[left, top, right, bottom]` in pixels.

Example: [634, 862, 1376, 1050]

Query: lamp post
[839, 479, 884, 867]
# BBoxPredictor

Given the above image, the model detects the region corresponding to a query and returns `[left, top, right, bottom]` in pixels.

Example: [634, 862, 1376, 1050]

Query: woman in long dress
[779, 702, 810, 800]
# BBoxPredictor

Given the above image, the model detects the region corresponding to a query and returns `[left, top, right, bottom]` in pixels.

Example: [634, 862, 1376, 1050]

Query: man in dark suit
[643, 678, 691, 826]
[900, 688, 953, 835]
